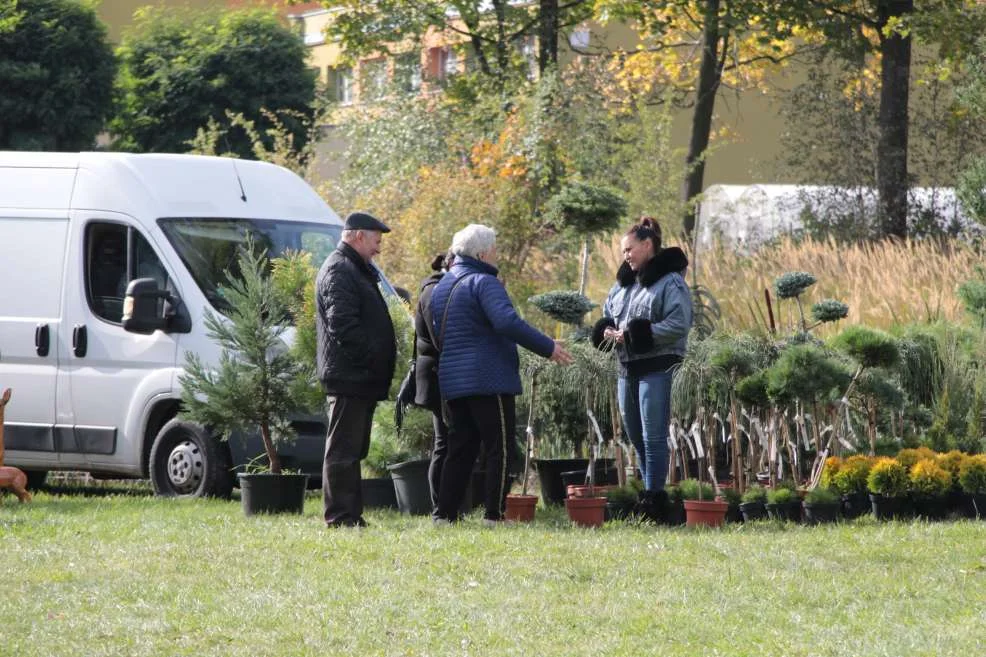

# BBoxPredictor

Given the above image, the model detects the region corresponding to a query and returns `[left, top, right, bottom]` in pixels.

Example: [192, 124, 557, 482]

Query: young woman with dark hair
[592, 216, 693, 520]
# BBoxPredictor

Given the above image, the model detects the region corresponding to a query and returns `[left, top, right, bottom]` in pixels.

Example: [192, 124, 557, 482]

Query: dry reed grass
[586, 235, 982, 335]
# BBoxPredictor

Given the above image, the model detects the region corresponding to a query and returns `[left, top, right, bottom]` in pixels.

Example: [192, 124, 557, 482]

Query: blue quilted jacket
[430, 256, 554, 400]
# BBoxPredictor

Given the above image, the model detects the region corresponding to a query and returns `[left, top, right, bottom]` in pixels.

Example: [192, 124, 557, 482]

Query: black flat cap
[344, 211, 391, 233]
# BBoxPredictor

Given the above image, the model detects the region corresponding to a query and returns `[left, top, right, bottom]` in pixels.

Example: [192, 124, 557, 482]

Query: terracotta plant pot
[504, 494, 538, 522]
[565, 496, 607, 528]
[683, 498, 729, 527]
[567, 484, 615, 499]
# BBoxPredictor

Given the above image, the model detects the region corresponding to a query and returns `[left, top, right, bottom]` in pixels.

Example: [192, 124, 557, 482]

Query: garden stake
[520, 371, 539, 497]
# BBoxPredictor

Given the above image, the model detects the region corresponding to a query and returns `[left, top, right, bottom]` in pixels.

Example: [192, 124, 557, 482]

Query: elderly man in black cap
[315, 211, 397, 527]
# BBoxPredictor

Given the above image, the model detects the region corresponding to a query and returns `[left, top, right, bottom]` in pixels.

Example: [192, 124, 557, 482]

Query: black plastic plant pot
[387, 458, 433, 515]
[912, 495, 949, 521]
[535, 458, 616, 505]
[840, 492, 870, 520]
[361, 477, 398, 510]
[869, 493, 903, 520]
[238, 473, 308, 516]
[739, 501, 767, 521]
[802, 501, 840, 525]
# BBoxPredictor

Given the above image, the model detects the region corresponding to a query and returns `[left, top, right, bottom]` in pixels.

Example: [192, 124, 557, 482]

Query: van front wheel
[150, 420, 233, 498]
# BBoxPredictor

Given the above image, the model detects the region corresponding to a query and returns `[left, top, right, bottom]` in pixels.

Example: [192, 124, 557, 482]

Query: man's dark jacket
[315, 242, 396, 400]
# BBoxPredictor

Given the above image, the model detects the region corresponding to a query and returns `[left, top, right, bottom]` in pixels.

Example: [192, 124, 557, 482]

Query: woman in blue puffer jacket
[430, 224, 573, 524]
[592, 217, 692, 521]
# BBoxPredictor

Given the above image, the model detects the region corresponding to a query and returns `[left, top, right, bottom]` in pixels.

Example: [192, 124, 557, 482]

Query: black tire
[24, 470, 48, 490]
[149, 419, 233, 498]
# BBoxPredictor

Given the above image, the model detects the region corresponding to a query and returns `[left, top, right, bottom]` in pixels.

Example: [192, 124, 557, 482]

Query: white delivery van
[0, 152, 396, 497]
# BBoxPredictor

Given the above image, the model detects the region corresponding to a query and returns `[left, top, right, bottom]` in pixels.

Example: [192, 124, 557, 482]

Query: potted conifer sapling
[179, 241, 308, 515]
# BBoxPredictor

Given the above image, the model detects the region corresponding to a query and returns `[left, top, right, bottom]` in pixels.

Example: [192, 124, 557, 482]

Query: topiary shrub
[741, 484, 768, 504]
[529, 290, 596, 326]
[896, 446, 937, 473]
[804, 487, 839, 504]
[958, 454, 986, 494]
[774, 271, 817, 300]
[867, 457, 909, 497]
[909, 458, 952, 498]
[678, 478, 716, 501]
[766, 487, 797, 504]
[766, 344, 850, 406]
[819, 456, 842, 489]
[936, 450, 966, 491]
[831, 455, 874, 495]
[735, 369, 770, 408]
[811, 299, 849, 324]
[544, 181, 627, 234]
[831, 325, 901, 370]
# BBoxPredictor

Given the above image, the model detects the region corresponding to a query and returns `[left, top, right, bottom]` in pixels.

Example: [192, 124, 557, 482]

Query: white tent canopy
[696, 184, 974, 247]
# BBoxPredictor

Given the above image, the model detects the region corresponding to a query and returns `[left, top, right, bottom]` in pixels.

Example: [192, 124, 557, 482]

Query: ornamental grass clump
[867, 457, 909, 498]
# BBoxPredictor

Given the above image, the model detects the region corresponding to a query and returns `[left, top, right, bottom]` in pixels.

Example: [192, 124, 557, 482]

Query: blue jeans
[617, 370, 672, 491]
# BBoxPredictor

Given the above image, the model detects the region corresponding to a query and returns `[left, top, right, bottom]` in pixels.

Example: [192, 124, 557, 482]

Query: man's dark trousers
[323, 395, 377, 526]
[436, 394, 516, 522]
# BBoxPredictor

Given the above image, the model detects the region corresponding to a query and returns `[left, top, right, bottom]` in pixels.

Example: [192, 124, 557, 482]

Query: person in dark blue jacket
[430, 224, 573, 524]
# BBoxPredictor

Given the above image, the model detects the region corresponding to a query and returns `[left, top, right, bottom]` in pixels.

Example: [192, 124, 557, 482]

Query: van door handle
[35, 323, 50, 357]
[72, 324, 87, 358]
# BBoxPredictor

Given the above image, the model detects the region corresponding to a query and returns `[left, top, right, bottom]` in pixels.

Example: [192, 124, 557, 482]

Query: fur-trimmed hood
[617, 247, 688, 288]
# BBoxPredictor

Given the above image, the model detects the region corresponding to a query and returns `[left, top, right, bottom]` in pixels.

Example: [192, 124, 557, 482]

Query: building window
[360, 58, 388, 101]
[569, 28, 590, 50]
[396, 53, 422, 93]
[329, 66, 353, 104]
[514, 35, 537, 80]
[443, 47, 460, 78]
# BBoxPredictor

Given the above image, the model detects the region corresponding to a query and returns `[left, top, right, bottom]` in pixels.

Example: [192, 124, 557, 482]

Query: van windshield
[158, 217, 342, 311]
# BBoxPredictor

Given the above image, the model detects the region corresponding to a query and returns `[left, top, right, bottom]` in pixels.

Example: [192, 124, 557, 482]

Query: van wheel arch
[142, 399, 181, 477]
[149, 419, 233, 498]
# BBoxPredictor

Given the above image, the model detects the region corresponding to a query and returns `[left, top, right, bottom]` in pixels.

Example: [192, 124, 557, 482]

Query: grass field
[2, 486, 986, 657]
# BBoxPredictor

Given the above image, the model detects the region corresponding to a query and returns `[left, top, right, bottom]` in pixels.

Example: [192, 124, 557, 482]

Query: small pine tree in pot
[179, 240, 308, 515]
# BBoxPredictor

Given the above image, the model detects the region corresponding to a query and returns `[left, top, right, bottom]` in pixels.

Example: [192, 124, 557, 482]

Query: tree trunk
[538, 0, 559, 74]
[260, 421, 282, 475]
[577, 238, 589, 296]
[876, 0, 912, 239]
[492, 0, 509, 74]
[681, 0, 723, 240]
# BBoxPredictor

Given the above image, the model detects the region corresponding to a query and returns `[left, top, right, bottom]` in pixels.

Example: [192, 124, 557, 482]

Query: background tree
[112, 7, 315, 158]
[776, 50, 986, 241]
[0, 0, 116, 150]
[314, 0, 593, 87]
[801, 0, 986, 239]
[593, 1, 815, 239]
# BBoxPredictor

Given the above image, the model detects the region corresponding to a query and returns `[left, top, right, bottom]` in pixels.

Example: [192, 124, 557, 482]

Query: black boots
[635, 489, 670, 524]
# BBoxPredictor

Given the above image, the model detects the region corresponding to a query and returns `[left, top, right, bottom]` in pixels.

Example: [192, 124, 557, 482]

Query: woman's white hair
[450, 224, 496, 259]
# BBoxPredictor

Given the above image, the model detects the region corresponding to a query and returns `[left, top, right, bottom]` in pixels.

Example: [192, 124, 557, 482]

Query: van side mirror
[122, 278, 175, 334]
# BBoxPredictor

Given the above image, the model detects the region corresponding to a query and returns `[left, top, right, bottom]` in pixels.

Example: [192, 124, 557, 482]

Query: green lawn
[2, 486, 985, 657]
